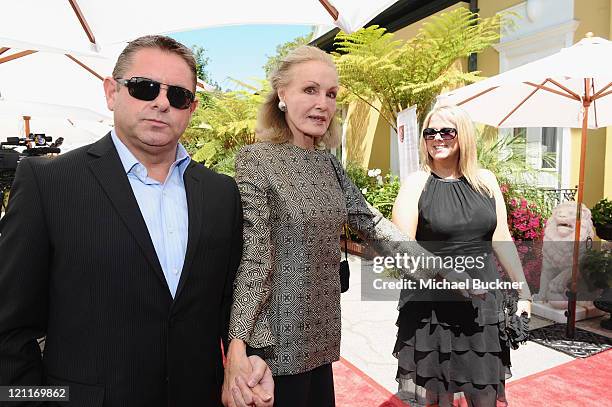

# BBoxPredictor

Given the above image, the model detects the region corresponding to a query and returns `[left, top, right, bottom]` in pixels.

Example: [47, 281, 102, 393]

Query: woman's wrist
[228, 338, 247, 358]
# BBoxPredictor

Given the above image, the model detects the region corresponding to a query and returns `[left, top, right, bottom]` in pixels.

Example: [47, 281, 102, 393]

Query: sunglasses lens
[422, 128, 436, 139]
[127, 78, 160, 101]
[440, 128, 457, 140]
[167, 86, 194, 110]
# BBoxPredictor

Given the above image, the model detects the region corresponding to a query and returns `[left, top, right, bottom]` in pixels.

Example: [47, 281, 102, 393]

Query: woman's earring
[278, 100, 287, 112]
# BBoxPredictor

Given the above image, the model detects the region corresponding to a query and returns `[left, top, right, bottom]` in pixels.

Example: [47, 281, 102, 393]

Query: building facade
[314, 0, 612, 206]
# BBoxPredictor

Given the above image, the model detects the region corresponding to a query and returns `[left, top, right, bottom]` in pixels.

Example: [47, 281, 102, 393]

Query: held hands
[229, 356, 274, 407]
[222, 340, 274, 407]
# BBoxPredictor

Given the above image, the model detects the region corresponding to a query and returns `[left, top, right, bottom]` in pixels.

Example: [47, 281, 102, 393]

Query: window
[513, 127, 558, 170]
[541, 127, 557, 169]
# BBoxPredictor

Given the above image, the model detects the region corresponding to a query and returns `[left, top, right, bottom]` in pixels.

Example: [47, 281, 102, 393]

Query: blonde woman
[223, 45, 345, 407]
[392, 105, 532, 407]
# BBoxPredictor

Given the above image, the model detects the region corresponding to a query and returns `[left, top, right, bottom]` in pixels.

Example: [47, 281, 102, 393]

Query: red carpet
[334, 350, 612, 407]
[333, 357, 406, 407]
[504, 349, 612, 407]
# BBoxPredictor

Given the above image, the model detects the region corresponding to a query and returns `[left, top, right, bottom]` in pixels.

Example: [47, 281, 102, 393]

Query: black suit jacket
[0, 134, 243, 406]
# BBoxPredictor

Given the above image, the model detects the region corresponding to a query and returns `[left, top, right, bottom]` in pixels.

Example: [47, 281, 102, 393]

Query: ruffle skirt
[394, 299, 511, 407]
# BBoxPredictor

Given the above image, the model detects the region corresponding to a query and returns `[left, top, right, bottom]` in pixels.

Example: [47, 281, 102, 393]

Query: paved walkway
[339, 254, 597, 396]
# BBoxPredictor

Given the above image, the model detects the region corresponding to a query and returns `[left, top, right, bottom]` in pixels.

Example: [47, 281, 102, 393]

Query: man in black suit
[0, 35, 272, 406]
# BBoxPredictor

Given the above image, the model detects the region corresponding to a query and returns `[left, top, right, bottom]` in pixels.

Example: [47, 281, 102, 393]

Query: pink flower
[504, 193, 546, 241]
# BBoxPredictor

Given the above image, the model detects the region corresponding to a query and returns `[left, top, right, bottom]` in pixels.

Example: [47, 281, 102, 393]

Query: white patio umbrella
[2, 0, 400, 55]
[0, 100, 112, 123]
[0, 41, 113, 145]
[0, 48, 113, 117]
[0, 99, 112, 149]
[439, 34, 612, 337]
[0, 42, 222, 111]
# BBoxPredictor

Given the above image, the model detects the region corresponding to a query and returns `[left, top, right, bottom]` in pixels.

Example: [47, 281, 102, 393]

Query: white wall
[495, 0, 577, 188]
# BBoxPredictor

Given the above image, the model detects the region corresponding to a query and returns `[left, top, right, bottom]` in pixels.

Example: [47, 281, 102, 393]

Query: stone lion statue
[534, 201, 595, 308]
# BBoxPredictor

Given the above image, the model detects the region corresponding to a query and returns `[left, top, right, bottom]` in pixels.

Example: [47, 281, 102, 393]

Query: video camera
[0, 134, 63, 194]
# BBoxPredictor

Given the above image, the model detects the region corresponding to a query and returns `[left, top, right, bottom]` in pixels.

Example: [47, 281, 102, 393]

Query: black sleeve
[0, 158, 50, 386]
[220, 178, 243, 352]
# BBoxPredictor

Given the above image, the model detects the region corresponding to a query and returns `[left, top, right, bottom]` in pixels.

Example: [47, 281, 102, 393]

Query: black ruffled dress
[394, 173, 511, 407]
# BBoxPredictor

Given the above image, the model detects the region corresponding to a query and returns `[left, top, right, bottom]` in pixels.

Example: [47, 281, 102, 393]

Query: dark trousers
[274, 363, 335, 407]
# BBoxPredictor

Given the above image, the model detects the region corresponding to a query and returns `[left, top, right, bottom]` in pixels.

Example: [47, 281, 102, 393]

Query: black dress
[394, 173, 510, 407]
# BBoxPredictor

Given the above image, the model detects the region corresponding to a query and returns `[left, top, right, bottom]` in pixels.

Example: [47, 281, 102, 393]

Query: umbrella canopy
[0, 41, 231, 113]
[439, 35, 612, 338]
[0, 43, 212, 148]
[0, 49, 113, 117]
[0, 99, 112, 151]
[2, 0, 400, 54]
[439, 36, 612, 128]
[0, 100, 112, 123]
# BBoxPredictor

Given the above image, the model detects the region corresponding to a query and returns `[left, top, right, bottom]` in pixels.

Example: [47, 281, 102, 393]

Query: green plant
[182, 79, 267, 176]
[591, 198, 612, 226]
[476, 127, 534, 187]
[333, 8, 503, 128]
[475, 127, 554, 231]
[500, 183, 553, 223]
[581, 247, 612, 291]
[344, 162, 370, 191]
[343, 164, 400, 244]
[364, 173, 400, 220]
[344, 163, 400, 219]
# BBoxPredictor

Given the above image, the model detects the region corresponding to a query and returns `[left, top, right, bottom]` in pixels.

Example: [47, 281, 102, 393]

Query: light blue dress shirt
[111, 130, 191, 298]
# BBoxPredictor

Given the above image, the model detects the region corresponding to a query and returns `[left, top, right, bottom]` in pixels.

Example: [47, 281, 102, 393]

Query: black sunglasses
[115, 77, 195, 110]
[422, 127, 457, 140]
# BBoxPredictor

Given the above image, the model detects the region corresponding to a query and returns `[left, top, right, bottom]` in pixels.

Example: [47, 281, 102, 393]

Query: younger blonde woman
[392, 105, 531, 407]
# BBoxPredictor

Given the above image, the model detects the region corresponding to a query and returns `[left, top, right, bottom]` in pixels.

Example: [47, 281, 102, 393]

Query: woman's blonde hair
[420, 104, 492, 196]
[256, 45, 341, 148]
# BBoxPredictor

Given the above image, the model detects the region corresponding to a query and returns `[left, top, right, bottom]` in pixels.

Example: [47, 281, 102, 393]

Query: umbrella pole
[23, 116, 31, 137]
[319, 0, 339, 21]
[566, 80, 591, 338]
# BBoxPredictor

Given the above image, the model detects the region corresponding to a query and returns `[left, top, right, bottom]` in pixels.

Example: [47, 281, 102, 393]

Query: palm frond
[334, 8, 503, 127]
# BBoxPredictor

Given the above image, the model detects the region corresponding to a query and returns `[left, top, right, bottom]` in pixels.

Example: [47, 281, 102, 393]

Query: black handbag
[340, 225, 350, 293]
[331, 157, 350, 293]
[499, 290, 530, 350]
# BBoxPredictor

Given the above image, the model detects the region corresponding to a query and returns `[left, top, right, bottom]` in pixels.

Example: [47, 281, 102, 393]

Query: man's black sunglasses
[115, 77, 195, 110]
[422, 127, 457, 140]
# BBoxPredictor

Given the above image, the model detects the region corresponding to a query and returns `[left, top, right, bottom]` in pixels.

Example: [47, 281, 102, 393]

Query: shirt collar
[110, 129, 191, 179]
[174, 142, 191, 178]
